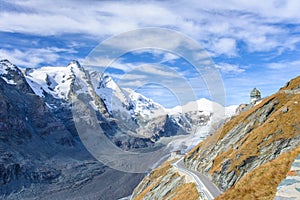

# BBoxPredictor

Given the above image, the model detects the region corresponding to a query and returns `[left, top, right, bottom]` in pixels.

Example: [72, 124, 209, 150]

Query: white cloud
[119, 74, 147, 80]
[0, 47, 75, 67]
[212, 38, 237, 56]
[130, 50, 180, 64]
[137, 64, 179, 77]
[1, 0, 300, 107]
[266, 60, 300, 70]
[160, 52, 180, 63]
[216, 63, 245, 74]
[1, 0, 300, 57]
[119, 80, 144, 87]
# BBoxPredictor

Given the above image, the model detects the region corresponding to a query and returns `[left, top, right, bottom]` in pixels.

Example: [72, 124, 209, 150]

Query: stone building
[250, 88, 261, 103]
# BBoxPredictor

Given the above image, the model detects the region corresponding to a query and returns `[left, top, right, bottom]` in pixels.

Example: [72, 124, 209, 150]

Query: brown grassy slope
[282, 75, 300, 90]
[215, 146, 300, 200]
[167, 183, 199, 200]
[186, 75, 300, 161]
[185, 75, 300, 194]
[212, 92, 299, 174]
[133, 162, 173, 200]
[186, 91, 300, 170]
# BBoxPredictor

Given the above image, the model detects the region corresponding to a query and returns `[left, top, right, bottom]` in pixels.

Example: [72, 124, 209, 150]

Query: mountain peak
[67, 60, 82, 69]
[0, 59, 24, 85]
[0, 59, 17, 71]
[0, 59, 11, 64]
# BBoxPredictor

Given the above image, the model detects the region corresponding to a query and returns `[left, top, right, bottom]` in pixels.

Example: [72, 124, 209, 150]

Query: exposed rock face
[0, 60, 144, 199]
[185, 75, 300, 192]
[0, 69, 73, 147]
[235, 103, 249, 114]
[0, 59, 33, 94]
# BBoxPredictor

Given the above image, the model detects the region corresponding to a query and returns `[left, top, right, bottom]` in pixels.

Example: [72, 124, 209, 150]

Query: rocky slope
[0, 59, 145, 199]
[132, 160, 199, 200]
[133, 75, 300, 199]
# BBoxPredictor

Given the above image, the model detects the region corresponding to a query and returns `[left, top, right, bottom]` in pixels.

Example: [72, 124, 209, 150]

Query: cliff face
[184, 75, 300, 196]
[133, 75, 300, 199]
[0, 60, 145, 200]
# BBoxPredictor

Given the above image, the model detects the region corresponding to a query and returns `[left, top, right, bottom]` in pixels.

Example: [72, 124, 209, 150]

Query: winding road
[173, 157, 221, 200]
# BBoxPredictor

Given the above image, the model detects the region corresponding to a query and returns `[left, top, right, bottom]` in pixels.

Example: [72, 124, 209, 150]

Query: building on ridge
[250, 87, 261, 104]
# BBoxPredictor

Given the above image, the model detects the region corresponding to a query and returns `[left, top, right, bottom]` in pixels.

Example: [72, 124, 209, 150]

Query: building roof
[250, 88, 261, 97]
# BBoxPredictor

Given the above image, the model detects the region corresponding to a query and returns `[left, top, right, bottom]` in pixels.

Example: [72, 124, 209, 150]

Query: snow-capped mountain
[2, 59, 237, 145]
[25, 61, 84, 100]
[0, 59, 34, 94]
[167, 98, 236, 117]
[22, 59, 239, 165]
[0, 59, 237, 199]
[24, 60, 163, 120]
[0, 59, 146, 200]
[0, 59, 21, 85]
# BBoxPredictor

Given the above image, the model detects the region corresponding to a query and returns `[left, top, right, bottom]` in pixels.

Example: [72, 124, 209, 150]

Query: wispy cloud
[215, 63, 245, 74]
[1, 0, 300, 56]
[212, 38, 237, 57]
[1, 0, 300, 106]
[266, 60, 300, 70]
[160, 52, 180, 63]
[0, 47, 76, 67]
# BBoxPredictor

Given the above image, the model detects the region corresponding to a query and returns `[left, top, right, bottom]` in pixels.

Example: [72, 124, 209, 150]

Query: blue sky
[1, 0, 300, 107]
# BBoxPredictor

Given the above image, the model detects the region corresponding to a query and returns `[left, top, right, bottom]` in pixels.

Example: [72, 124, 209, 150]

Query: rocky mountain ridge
[24, 60, 174, 149]
[21, 59, 235, 149]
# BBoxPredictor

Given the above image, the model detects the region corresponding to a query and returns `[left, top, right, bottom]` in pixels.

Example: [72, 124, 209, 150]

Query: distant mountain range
[0, 59, 236, 199]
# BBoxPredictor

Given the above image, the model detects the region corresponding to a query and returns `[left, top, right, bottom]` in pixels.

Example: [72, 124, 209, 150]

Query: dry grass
[281, 75, 300, 90]
[223, 93, 299, 174]
[149, 161, 172, 181]
[184, 95, 277, 162]
[133, 161, 173, 200]
[185, 75, 300, 199]
[166, 182, 199, 200]
[133, 159, 199, 200]
[188, 90, 300, 175]
[215, 146, 300, 200]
